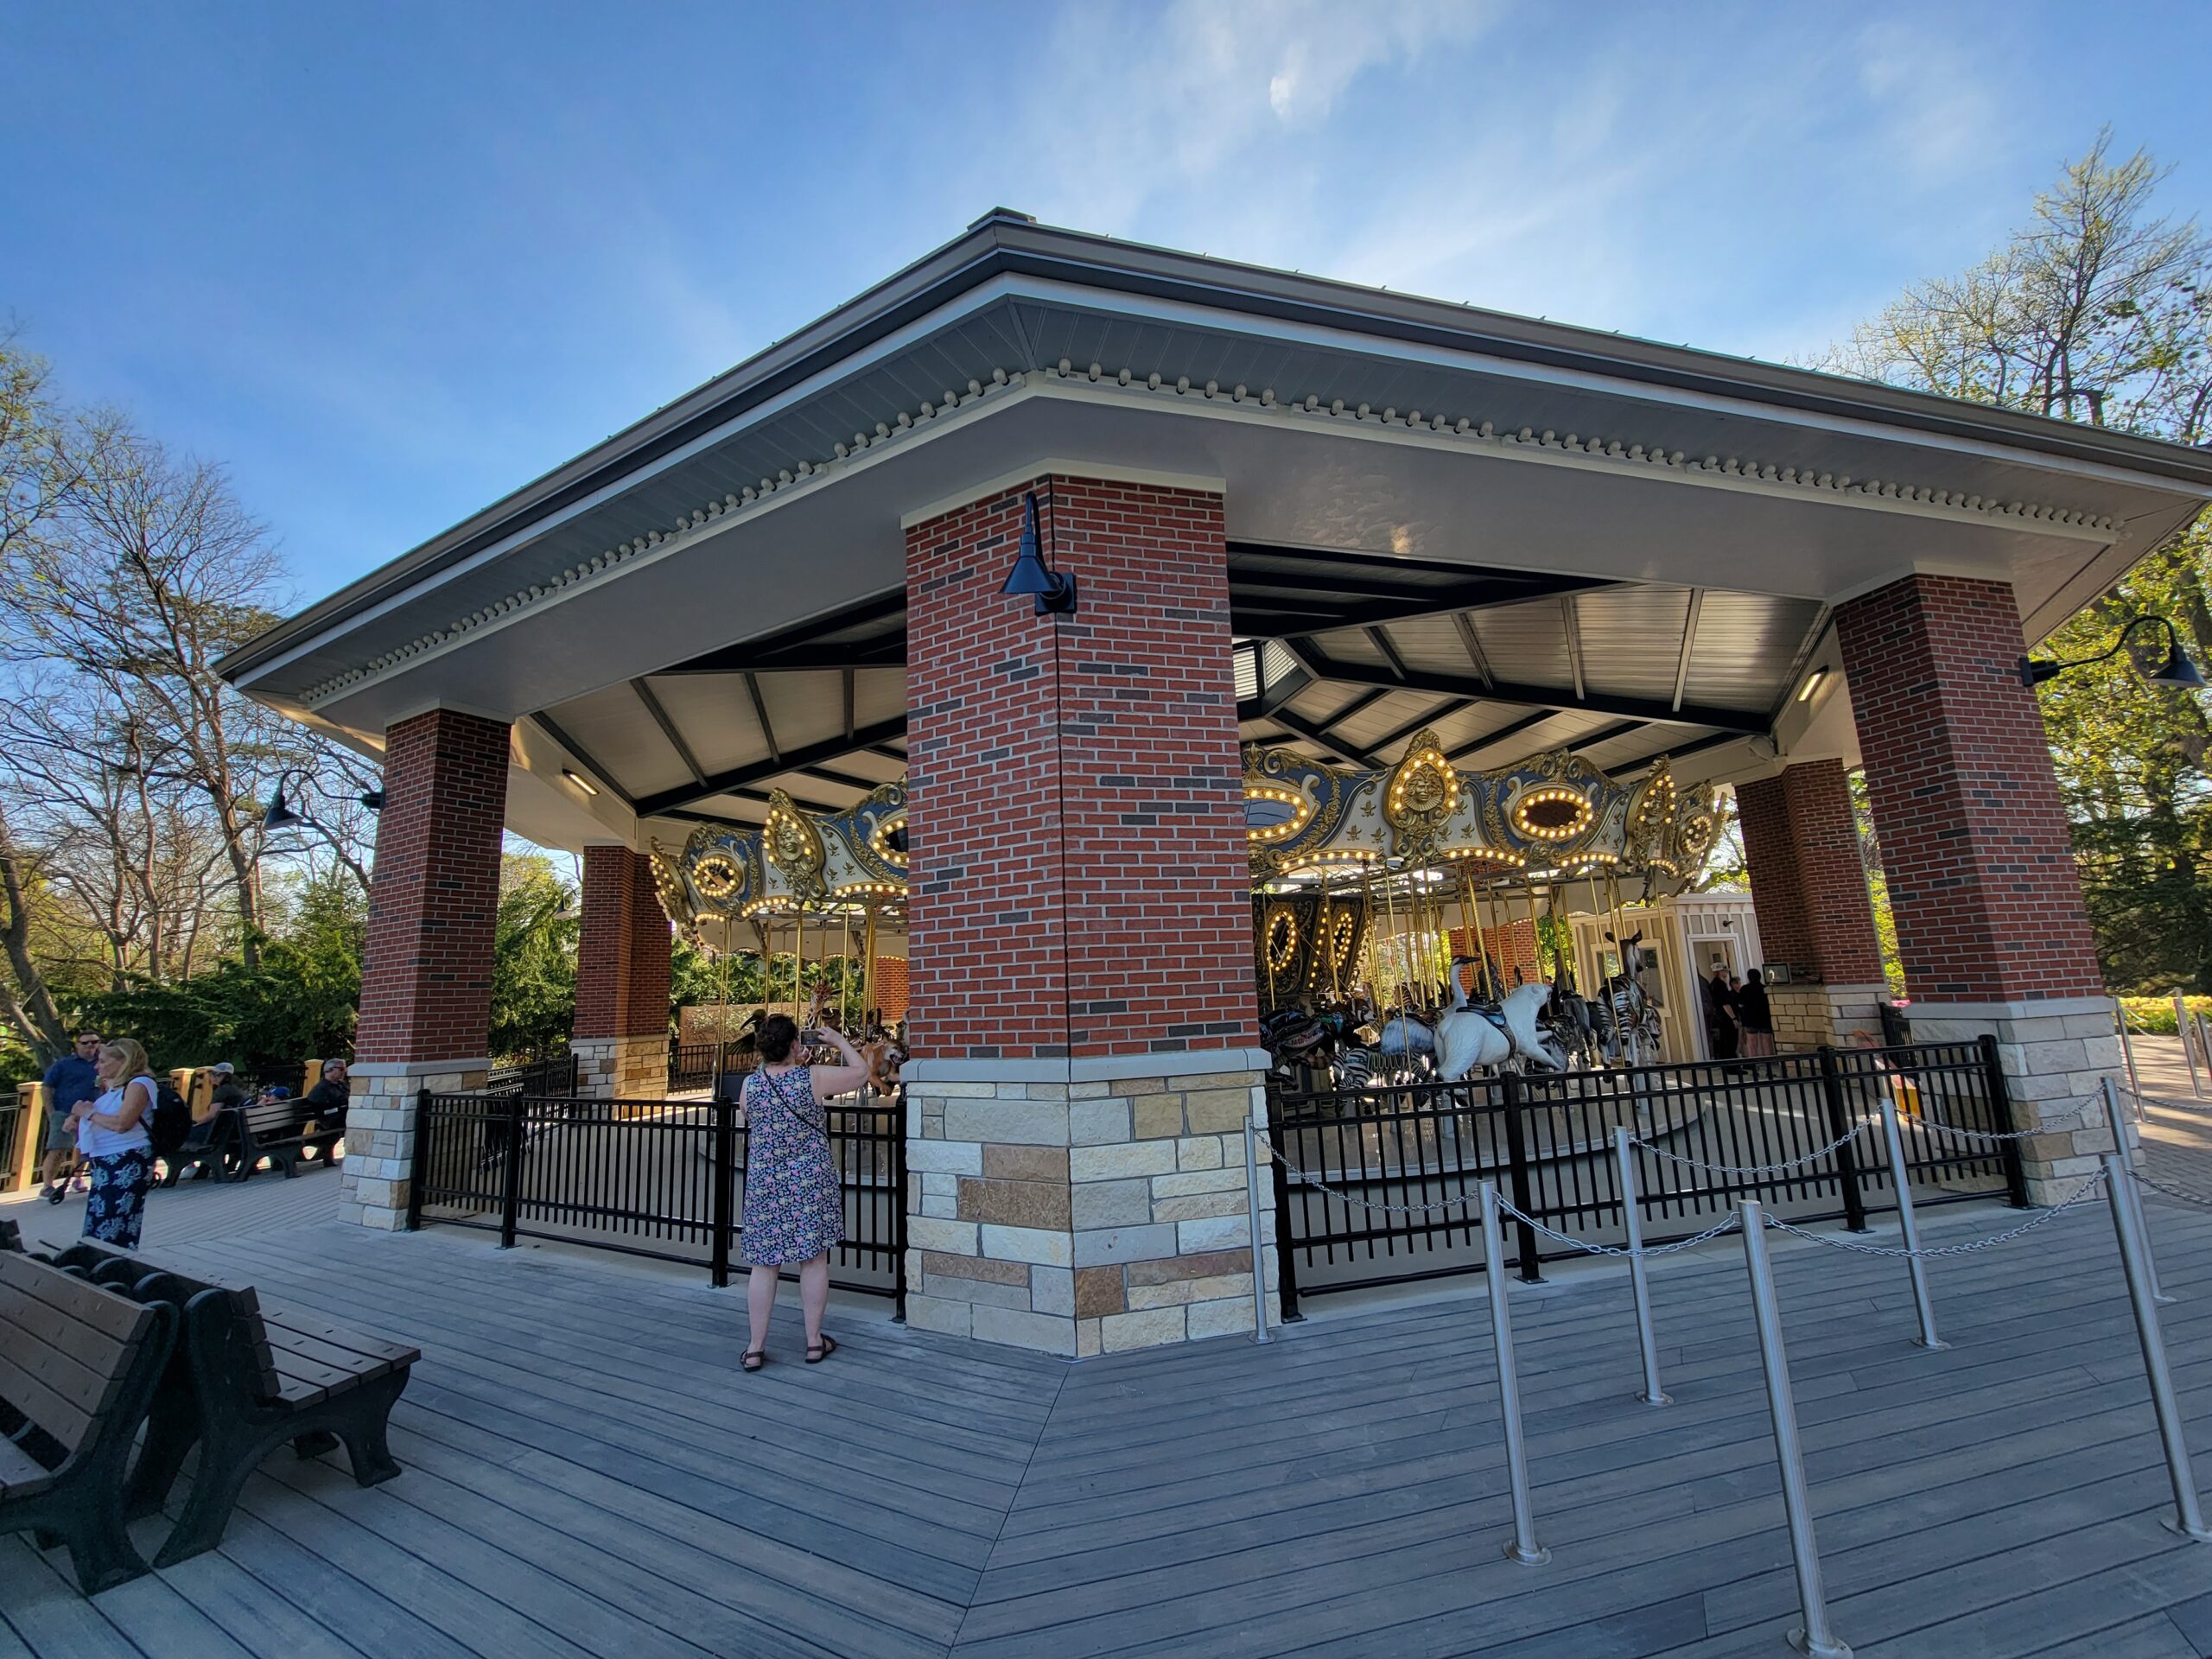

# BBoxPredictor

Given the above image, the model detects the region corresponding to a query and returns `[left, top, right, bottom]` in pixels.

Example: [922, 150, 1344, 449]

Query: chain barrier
[1492, 1194, 1744, 1260]
[2132, 1166, 2212, 1210]
[1273, 1147, 1489, 1217]
[2120, 1081, 2212, 1118]
[1759, 1167, 2109, 1259]
[1906, 1114, 2075, 1145]
[1627, 1119, 1866, 1179]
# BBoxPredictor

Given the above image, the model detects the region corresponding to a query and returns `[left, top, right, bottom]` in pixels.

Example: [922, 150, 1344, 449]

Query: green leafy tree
[1824, 133, 2212, 993]
[490, 853, 577, 1060]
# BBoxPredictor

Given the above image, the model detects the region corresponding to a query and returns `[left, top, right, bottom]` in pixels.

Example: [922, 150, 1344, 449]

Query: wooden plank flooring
[10, 1155, 2212, 1655]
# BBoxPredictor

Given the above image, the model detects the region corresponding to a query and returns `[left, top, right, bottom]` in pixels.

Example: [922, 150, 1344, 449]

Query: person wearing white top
[69, 1038, 157, 1248]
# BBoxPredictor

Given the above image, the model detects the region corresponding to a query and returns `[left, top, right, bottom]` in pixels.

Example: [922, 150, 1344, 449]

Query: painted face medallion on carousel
[1382, 731, 1461, 861]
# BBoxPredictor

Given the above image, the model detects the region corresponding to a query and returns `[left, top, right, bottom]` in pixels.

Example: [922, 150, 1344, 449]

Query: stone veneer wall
[571, 1033, 670, 1101]
[905, 1063, 1276, 1356]
[1765, 983, 1890, 1051]
[338, 1060, 488, 1230]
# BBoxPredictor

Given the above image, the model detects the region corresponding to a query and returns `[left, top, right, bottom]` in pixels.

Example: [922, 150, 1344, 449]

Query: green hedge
[2118, 996, 2212, 1035]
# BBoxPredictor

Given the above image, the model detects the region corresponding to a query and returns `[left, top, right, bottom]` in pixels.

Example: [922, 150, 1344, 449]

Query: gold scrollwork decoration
[764, 789, 829, 899]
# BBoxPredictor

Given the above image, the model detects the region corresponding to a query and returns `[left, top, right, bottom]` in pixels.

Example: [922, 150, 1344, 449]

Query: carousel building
[222, 209, 2212, 1354]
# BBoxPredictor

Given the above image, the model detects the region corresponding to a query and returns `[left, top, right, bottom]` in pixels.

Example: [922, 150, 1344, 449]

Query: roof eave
[220, 210, 2212, 685]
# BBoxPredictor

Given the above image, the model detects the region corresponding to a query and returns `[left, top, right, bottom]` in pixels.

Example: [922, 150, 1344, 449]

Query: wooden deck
[9, 1141, 2212, 1656]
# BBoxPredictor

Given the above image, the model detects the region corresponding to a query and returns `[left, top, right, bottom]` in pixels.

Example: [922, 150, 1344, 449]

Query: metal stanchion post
[1738, 1200, 1853, 1659]
[2101, 1154, 2212, 1541]
[1611, 1128, 1671, 1405]
[2115, 1008, 2145, 1116]
[1478, 1181, 1549, 1565]
[2175, 989, 2203, 1098]
[1876, 1099, 1945, 1351]
[2102, 1077, 2173, 1305]
[1243, 1116, 1271, 1345]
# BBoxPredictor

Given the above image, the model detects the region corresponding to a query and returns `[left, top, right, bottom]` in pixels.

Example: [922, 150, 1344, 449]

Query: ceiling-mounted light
[1796, 667, 1828, 704]
[562, 768, 600, 797]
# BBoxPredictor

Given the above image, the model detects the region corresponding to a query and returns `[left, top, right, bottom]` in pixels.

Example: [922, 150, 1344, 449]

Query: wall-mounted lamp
[562, 767, 601, 797]
[1795, 667, 1828, 705]
[998, 491, 1077, 616]
[2021, 613, 2205, 690]
[262, 768, 383, 830]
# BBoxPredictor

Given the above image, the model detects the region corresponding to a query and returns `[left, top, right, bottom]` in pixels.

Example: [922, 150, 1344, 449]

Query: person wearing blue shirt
[40, 1031, 103, 1203]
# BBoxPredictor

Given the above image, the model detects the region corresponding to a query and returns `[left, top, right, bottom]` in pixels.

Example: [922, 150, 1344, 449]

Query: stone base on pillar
[1767, 983, 1889, 1051]
[338, 1059, 490, 1231]
[1904, 996, 2125, 1203]
[902, 1049, 1280, 1357]
[572, 1033, 668, 1100]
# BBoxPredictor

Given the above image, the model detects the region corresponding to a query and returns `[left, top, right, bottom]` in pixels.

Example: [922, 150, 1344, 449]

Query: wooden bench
[236, 1098, 344, 1179]
[157, 1107, 243, 1187]
[53, 1239, 416, 1567]
[0, 1249, 176, 1594]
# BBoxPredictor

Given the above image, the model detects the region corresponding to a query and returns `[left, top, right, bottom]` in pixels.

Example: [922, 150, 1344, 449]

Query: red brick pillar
[572, 845, 672, 1099]
[902, 476, 1268, 1355]
[1834, 575, 2118, 1192]
[1733, 760, 1886, 1049]
[346, 708, 510, 1229]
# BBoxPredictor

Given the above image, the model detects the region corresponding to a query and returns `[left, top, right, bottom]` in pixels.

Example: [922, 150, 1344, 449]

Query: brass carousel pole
[863, 904, 879, 1022]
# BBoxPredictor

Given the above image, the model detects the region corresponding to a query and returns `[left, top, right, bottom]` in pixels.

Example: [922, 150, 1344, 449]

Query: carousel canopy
[1244, 734, 1719, 895]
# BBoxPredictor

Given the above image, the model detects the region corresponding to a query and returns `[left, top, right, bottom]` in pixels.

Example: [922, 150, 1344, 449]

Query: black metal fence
[487, 1052, 578, 1098]
[1268, 1038, 2024, 1316]
[666, 1039, 759, 1096]
[407, 1089, 905, 1306]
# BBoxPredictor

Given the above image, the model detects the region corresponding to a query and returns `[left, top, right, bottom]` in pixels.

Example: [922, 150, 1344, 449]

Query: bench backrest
[244, 1099, 306, 1137]
[65, 1242, 283, 1404]
[0, 1249, 159, 1463]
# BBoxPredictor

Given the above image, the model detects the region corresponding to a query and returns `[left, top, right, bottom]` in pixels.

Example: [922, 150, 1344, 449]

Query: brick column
[1733, 760, 1887, 1048]
[1835, 575, 2119, 1194]
[902, 476, 1270, 1356]
[345, 708, 510, 1229]
[572, 844, 673, 1100]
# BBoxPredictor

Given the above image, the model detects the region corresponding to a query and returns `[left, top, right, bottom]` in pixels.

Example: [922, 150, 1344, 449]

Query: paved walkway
[10, 1151, 2212, 1656]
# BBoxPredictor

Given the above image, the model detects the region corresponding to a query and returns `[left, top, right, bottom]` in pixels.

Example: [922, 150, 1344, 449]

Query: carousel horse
[1433, 977, 1568, 1080]
[1595, 931, 1662, 1066]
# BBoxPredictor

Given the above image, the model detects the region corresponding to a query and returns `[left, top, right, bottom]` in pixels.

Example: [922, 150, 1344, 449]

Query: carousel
[1244, 731, 1723, 1083]
[645, 780, 910, 1089]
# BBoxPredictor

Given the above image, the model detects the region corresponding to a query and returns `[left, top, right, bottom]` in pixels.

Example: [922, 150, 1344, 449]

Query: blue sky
[6, 1, 2210, 608]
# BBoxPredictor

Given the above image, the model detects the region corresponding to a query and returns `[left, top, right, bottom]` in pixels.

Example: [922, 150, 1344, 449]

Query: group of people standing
[1703, 964, 1776, 1058]
[35, 1039, 352, 1251]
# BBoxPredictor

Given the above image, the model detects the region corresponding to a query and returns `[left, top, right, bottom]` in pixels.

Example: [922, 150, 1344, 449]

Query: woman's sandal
[805, 1334, 837, 1365]
[741, 1350, 767, 1373]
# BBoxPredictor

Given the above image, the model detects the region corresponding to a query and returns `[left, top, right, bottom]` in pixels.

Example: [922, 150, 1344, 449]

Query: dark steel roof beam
[1613, 730, 1746, 779]
[743, 673, 781, 765]
[1452, 613, 1496, 688]
[528, 714, 635, 809]
[628, 679, 706, 785]
[1267, 709, 1377, 770]
[1446, 710, 1560, 764]
[633, 715, 908, 817]
[1296, 648, 1768, 734]
[1672, 588, 1705, 714]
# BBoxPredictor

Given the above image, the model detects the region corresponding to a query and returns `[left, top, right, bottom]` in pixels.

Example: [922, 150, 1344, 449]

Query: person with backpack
[67, 1038, 159, 1248]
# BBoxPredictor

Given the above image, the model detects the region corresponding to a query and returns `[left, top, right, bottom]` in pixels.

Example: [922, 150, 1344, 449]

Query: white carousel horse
[1433, 981, 1568, 1080]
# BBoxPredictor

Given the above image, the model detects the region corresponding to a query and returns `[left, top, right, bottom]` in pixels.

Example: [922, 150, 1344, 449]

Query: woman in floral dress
[72, 1039, 158, 1249]
[740, 1009, 872, 1371]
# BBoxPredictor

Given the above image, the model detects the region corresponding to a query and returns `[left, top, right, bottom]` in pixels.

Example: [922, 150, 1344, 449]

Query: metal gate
[1267, 1038, 2024, 1316]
